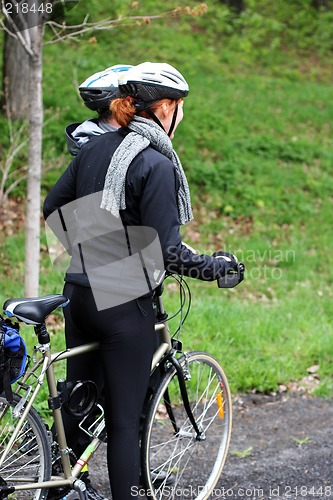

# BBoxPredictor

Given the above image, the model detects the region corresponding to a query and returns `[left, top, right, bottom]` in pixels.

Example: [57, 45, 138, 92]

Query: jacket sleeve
[43, 158, 79, 253]
[43, 158, 78, 219]
[137, 158, 226, 281]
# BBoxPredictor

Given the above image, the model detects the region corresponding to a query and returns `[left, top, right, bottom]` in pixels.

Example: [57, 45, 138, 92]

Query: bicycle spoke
[0, 395, 51, 499]
[143, 352, 232, 500]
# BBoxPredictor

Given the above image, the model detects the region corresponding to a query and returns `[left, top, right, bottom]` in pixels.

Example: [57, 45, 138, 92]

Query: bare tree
[1, 0, 78, 117]
[1, 1, 45, 295]
[2, 30, 30, 119]
[0, 116, 28, 207]
[0, 1, 208, 296]
[24, 23, 44, 296]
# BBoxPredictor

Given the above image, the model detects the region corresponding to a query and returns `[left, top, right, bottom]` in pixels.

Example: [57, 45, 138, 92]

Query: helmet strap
[167, 104, 178, 137]
[146, 108, 165, 132]
[145, 104, 178, 137]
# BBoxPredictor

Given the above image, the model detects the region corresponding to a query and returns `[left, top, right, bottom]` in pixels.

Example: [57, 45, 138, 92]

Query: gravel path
[72, 394, 333, 500]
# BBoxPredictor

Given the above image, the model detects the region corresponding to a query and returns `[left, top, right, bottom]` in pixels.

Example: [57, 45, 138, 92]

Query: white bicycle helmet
[118, 62, 189, 108]
[79, 64, 133, 111]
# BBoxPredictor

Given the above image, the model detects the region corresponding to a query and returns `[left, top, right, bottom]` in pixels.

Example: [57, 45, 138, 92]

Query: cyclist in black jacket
[43, 62, 239, 500]
[47, 63, 133, 500]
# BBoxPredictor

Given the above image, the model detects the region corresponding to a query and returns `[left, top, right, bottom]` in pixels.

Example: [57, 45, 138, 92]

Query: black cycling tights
[62, 283, 155, 500]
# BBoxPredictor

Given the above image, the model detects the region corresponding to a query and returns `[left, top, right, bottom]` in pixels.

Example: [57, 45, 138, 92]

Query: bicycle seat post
[38, 324, 73, 479]
[34, 323, 50, 345]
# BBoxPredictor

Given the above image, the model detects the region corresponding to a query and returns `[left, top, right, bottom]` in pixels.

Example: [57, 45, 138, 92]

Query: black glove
[213, 251, 245, 288]
[213, 251, 238, 270]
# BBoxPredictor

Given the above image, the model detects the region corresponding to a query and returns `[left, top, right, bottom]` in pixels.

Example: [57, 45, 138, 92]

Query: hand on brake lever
[213, 251, 245, 288]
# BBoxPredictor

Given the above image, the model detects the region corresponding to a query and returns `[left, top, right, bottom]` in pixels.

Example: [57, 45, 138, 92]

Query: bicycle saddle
[3, 295, 69, 325]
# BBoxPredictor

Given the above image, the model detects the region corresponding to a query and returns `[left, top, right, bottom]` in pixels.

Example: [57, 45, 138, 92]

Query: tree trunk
[219, 0, 246, 13]
[2, 28, 30, 119]
[312, 0, 331, 8]
[24, 23, 44, 296]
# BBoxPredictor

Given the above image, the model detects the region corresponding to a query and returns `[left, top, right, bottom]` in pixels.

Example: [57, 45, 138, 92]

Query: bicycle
[0, 266, 244, 500]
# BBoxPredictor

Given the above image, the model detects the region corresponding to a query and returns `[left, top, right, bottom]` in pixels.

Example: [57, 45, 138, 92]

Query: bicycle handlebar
[217, 262, 245, 288]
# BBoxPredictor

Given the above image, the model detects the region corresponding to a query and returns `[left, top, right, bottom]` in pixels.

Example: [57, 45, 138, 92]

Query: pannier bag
[0, 316, 28, 402]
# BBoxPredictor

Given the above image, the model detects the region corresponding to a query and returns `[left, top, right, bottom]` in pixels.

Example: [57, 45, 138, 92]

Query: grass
[230, 447, 253, 458]
[163, 274, 333, 396]
[1, 0, 333, 399]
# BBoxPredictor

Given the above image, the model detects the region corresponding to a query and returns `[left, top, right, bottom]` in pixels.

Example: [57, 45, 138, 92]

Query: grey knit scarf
[100, 116, 193, 225]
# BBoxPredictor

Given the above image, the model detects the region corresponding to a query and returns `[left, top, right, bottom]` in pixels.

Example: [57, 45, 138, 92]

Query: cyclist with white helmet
[44, 62, 239, 500]
[65, 64, 132, 156]
[46, 64, 133, 500]
[46, 65, 134, 500]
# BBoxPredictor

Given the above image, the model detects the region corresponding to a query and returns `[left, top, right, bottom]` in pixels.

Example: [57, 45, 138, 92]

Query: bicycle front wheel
[141, 351, 232, 500]
[0, 394, 51, 499]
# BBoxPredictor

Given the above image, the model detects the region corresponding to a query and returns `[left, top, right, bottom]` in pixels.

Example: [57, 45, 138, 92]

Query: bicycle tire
[0, 393, 52, 499]
[141, 351, 232, 500]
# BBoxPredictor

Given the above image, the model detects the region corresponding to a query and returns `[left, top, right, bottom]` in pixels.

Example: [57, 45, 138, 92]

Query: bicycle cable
[164, 274, 192, 338]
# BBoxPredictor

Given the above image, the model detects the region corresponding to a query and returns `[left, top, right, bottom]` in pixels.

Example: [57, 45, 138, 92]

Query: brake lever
[217, 262, 245, 288]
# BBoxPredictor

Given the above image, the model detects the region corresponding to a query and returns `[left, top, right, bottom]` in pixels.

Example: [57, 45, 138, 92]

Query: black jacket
[43, 128, 225, 288]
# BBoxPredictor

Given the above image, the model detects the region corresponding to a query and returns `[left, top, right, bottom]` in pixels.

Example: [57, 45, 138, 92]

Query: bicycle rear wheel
[141, 351, 232, 500]
[0, 394, 51, 499]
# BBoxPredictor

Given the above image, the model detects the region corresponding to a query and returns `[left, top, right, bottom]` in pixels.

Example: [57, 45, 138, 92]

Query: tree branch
[0, 101, 29, 208]
[2, 171, 27, 202]
[1, 2, 35, 56]
[44, 5, 208, 44]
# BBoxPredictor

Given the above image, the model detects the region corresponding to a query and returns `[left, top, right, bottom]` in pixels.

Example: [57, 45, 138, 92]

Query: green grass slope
[0, 0, 332, 397]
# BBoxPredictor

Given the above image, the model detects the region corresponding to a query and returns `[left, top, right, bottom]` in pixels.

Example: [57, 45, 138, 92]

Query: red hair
[111, 96, 179, 127]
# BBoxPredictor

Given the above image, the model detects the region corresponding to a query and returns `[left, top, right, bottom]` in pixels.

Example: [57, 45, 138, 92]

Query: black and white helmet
[118, 62, 189, 108]
[79, 64, 133, 111]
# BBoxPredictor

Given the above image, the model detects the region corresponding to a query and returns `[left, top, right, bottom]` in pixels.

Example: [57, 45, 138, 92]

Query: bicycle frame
[1, 261, 244, 499]
[0, 293, 174, 497]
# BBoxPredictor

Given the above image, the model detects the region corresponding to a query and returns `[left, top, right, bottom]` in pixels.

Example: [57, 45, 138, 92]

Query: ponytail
[110, 96, 136, 127]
